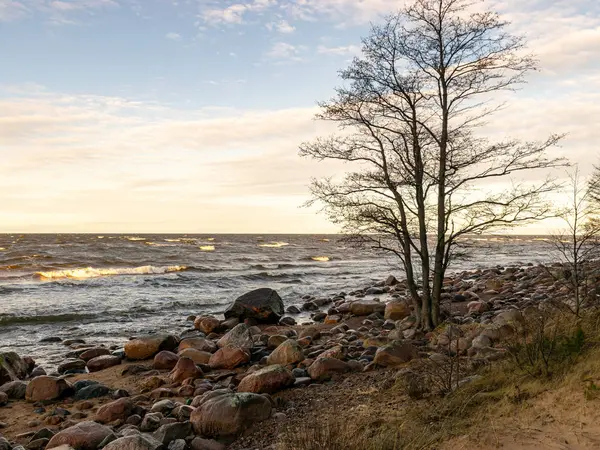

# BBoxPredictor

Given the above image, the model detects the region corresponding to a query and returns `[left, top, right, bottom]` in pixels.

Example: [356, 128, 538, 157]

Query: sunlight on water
[36, 265, 187, 280]
[199, 245, 215, 252]
[311, 256, 331, 262]
[258, 242, 290, 248]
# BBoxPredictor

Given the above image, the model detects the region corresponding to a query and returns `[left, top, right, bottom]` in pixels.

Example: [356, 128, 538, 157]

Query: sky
[0, 0, 599, 233]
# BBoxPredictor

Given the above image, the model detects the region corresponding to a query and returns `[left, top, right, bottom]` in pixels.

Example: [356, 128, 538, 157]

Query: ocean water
[0, 234, 557, 368]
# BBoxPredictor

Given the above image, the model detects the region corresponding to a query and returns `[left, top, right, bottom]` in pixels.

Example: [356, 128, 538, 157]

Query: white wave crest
[199, 245, 215, 252]
[311, 256, 330, 262]
[258, 242, 289, 248]
[37, 265, 187, 280]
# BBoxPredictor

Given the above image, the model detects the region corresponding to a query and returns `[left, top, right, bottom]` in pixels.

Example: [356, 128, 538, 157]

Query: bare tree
[300, 0, 567, 330]
[550, 169, 600, 316]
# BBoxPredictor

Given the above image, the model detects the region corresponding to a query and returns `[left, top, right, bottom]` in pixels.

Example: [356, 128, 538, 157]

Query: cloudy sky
[0, 0, 598, 233]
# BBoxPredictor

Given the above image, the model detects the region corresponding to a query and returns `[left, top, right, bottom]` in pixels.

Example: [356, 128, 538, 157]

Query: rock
[385, 275, 399, 286]
[324, 315, 342, 324]
[168, 440, 187, 450]
[25, 376, 71, 402]
[0, 352, 28, 385]
[179, 338, 217, 354]
[190, 390, 272, 438]
[28, 438, 50, 450]
[0, 438, 10, 450]
[472, 334, 492, 349]
[266, 340, 305, 366]
[0, 392, 7, 406]
[73, 384, 110, 400]
[494, 310, 524, 327]
[224, 288, 284, 324]
[103, 434, 163, 450]
[0, 380, 28, 399]
[86, 355, 121, 372]
[124, 335, 179, 360]
[169, 357, 203, 383]
[298, 327, 320, 340]
[384, 300, 411, 321]
[285, 305, 301, 314]
[307, 358, 350, 381]
[316, 345, 345, 360]
[153, 421, 192, 445]
[153, 351, 180, 370]
[467, 301, 490, 314]
[190, 437, 227, 450]
[208, 347, 250, 370]
[30, 367, 46, 378]
[350, 300, 385, 316]
[374, 341, 418, 367]
[193, 316, 221, 335]
[216, 324, 253, 351]
[279, 317, 296, 326]
[267, 335, 288, 350]
[237, 365, 294, 394]
[95, 398, 134, 424]
[178, 348, 212, 365]
[79, 348, 111, 362]
[151, 399, 175, 414]
[57, 359, 86, 375]
[46, 421, 115, 450]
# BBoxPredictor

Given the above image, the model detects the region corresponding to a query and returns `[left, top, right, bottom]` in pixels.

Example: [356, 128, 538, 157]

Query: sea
[0, 234, 558, 369]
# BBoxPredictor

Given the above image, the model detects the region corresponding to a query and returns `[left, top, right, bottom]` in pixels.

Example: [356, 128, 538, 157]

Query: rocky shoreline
[0, 262, 581, 450]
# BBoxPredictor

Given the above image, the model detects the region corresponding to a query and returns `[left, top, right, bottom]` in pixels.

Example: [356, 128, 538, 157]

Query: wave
[125, 237, 146, 241]
[36, 265, 188, 280]
[0, 313, 98, 326]
[199, 246, 215, 252]
[258, 242, 289, 248]
[311, 256, 331, 262]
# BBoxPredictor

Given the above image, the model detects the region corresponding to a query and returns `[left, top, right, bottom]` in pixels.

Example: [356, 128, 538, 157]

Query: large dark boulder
[224, 288, 284, 324]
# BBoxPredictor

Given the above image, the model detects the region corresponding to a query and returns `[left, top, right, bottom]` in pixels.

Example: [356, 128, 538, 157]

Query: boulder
[216, 324, 253, 351]
[103, 434, 163, 450]
[179, 338, 217, 354]
[208, 347, 250, 370]
[307, 358, 350, 381]
[169, 357, 203, 383]
[374, 341, 418, 367]
[86, 355, 121, 372]
[194, 316, 221, 335]
[153, 351, 180, 370]
[74, 383, 110, 400]
[95, 398, 134, 424]
[46, 421, 115, 450]
[0, 391, 7, 406]
[266, 340, 304, 366]
[190, 438, 227, 450]
[267, 335, 288, 349]
[57, 359, 86, 374]
[384, 300, 411, 321]
[467, 301, 490, 314]
[0, 380, 28, 399]
[237, 365, 294, 394]
[472, 334, 492, 349]
[152, 421, 192, 445]
[350, 300, 385, 316]
[190, 390, 272, 438]
[25, 376, 71, 402]
[223, 288, 284, 324]
[79, 348, 111, 362]
[124, 335, 179, 360]
[0, 352, 28, 385]
[178, 348, 212, 365]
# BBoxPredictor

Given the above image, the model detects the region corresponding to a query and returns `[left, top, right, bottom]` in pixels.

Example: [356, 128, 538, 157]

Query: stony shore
[0, 262, 580, 450]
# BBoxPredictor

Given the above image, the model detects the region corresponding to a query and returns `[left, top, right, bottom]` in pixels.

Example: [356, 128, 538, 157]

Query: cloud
[165, 31, 182, 40]
[0, 0, 120, 22]
[266, 19, 295, 33]
[265, 42, 307, 62]
[317, 44, 361, 56]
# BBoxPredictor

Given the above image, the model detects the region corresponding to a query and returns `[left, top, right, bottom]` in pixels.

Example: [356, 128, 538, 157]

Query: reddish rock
[237, 365, 294, 394]
[307, 358, 350, 381]
[216, 324, 253, 350]
[0, 351, 28, 385]
[124, 334, 178, 360]
[79, 348, 111, 362]
[384, 300, 411, 320]
[179, 338, 217, 354]
[298, 327, 320, 340]
[266, 340, 304, 366]
[374, 340, 418, 367]
[316, 345, 345, 360]
[25, 376, 71, 402]
[86, 355, 121, 373]
[178, 348, 212, 365]
[267, 335, 287, 350]
[169, 357, 203, 383]
[324, 315, 342, 324]
[153, 351, 180, 370]
[467, 301, 489, 314]
[208, 347, 250, 370]
[194, 316, 221, 334]
[95, 397, 134, 424]
[46, 421, 115, 450]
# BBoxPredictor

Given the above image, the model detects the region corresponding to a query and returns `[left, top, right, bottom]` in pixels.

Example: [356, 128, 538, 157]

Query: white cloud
[265, 42, 307, 62]
[266, 19, 295, 33]
[0, 0, 119, 22]
[165, 31, 182, 40]
[317, 44, 361, 56]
